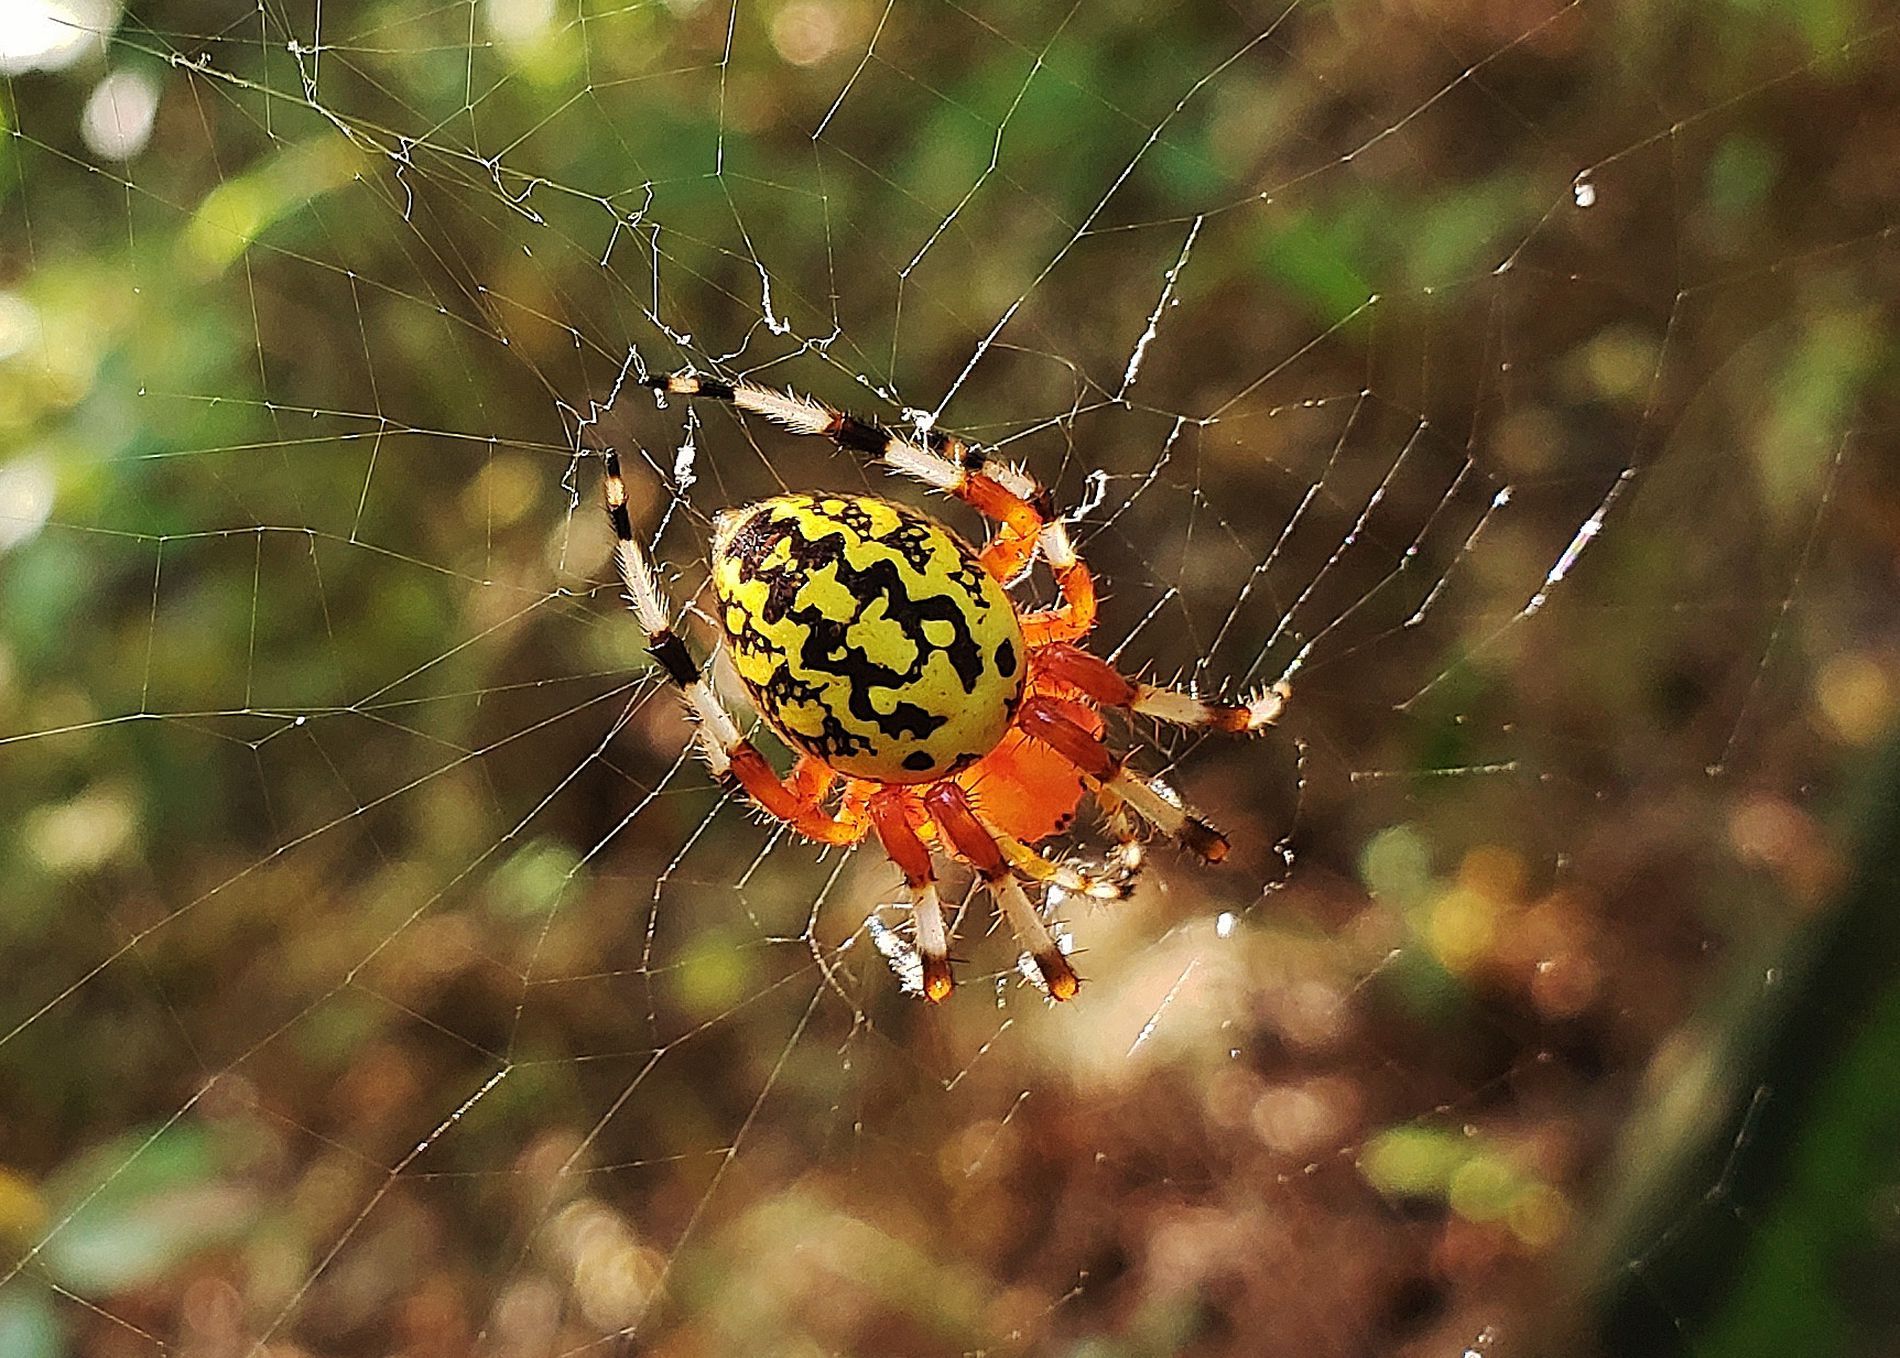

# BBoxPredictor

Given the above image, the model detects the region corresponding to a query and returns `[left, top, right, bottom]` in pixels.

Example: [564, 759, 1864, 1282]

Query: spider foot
[985, 874, 1079, 1001]
[867, 911, 960, 1003]
[1018, 942, 1081, 1002]
[920, 952, 955, 1004]
[910, 883, 955, 1003]
[1056, 849, 1140, 902]
[1238, 680, 1292, 731]
[1104, 770, 1230, 863]
[1178, 814, 1230, 863]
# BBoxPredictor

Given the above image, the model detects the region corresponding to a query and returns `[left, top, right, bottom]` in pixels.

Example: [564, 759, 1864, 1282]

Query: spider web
[1, 1, 1895, 1354]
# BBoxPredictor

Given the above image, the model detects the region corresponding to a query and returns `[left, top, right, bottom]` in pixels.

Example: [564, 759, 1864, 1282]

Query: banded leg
[603, 451, 864, 846]
[868, 792, 954, 1002]
[960, 473, 1097, 645]
[1016, 694, 1231, 862]
[1033, 642, 1290, 733]
[923, 781, 1080, 1001]
[645, 371, 1098, 639]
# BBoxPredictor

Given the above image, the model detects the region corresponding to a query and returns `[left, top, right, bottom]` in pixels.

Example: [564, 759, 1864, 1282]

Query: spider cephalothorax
[605, 372, 1288, 1001]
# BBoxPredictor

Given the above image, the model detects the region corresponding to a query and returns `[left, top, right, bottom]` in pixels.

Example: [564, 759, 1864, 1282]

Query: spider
[604, 372, 1288, 1002]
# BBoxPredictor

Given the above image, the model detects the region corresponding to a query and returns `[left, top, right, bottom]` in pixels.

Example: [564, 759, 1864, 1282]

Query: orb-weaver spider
[605, 372, 1288, 1001]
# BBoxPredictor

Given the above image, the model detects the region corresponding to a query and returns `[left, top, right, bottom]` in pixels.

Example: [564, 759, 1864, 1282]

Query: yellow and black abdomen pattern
[711, 494, 1026, 784]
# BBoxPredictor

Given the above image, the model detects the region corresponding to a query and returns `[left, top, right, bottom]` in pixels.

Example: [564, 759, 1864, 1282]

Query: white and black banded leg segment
[644, 371, 1042, 518]
[601, 449, 743, 775]
[603, 451, 870, 847]
[645, 371, 1094, 630]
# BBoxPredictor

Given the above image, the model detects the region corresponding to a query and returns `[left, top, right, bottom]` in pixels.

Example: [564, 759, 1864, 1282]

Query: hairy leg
[605, 450, 864, 846]
[923, 780, 1080, 1000]
[646, 371, 1098, 640]
[1016, 694, 1231, 862]
[867, 790, 954, 1002]
[1033, 641, 1289, 733]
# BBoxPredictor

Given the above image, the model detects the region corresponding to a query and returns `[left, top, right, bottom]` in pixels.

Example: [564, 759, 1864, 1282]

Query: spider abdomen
[711, 493, 1026, 784]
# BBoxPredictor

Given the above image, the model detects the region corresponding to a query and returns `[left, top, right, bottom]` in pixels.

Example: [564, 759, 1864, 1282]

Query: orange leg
[923, 781, 1080, 1001]
[959, 471, 1097, 643]
[726, 746, 868, 847]
[976, 524, 1037, 584]
[965, 474, 1043, 585]
[953, 471, 1097, 645]
[1022, 558, 1097, 645]
[1017, 695, 1230, 862]
[1032, 642, 1289, 733]
[868, 790, 954, 1002]
[785, 753, 838, 803]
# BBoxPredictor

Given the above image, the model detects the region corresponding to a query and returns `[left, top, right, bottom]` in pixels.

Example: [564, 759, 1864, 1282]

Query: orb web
[0, 2, 1893, 1354]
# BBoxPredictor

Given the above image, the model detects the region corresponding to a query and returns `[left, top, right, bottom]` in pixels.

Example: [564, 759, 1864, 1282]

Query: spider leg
[785, 751, 839, 803]
[985, 822, 1138, 903]
[922, 781, 1080, 1001]
[1032, 642, 1290, 734]
[729, 750, 869, 845]
[1092, 783, 1149, 878]
[1016, 695, 1231, 863]
[867, 791, 954, 1002]
[645, 371, 1098, 640]
[603, 451, 865, 846]
[975, 510, 1037, 585]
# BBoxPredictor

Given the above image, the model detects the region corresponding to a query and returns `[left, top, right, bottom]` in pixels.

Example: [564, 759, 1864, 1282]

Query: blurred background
[1, 1, 1897, 1354]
